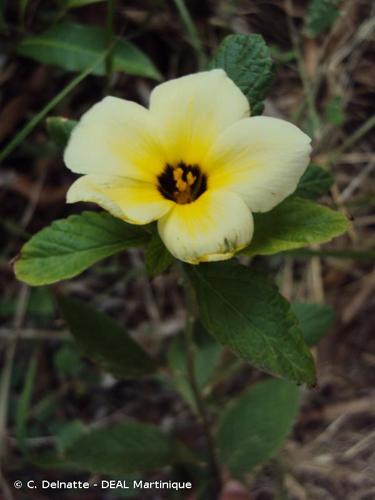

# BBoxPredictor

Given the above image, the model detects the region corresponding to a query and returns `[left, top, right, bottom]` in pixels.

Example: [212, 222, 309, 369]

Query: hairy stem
[181, 269, 222, 497]
[172, 0, 206, 69]
[286, 0, 321, 137]
[105, 0, 115, 93]
[0, 44, 111, 165]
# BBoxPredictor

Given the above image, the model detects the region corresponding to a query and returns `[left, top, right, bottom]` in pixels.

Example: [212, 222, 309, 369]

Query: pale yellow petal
[157, 190, 253, 264]
[149, 69, 249, 166]
[205, 116, 312, 212]
[64, 96, 166, 181]
[67, 175, 173, 224]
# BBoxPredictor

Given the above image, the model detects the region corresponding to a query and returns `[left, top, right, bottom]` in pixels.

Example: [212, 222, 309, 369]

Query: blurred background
[0, 0, 374, 498]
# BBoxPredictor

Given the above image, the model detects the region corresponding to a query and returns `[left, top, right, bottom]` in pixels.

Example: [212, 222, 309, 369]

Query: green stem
[286, 0, 320, 135]
[181, 269, 222, 498]
[0, 52, 107, 165]
[105, 0, 115, 93]
[172, 0, 206, 69]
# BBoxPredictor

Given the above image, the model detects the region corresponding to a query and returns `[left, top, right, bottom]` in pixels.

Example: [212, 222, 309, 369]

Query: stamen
[186, 171, 196, 186]
[173, 167, 188, 192]
[157, 163, 207, 204]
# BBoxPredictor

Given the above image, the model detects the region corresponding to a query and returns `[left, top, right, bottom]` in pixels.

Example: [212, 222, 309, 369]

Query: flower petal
[67, 175, 173, 225]
[64, 96, 166, 181]
[149, 69, 249, 166]
[157, 190, 253, 264]
[205, 116, 312, 212]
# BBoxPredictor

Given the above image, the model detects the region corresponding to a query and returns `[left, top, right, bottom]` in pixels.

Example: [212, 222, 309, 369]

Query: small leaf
[58, 296, 156, 378]
[15, 211, 150, 286]
[217, 379, 300, 475]
[46, 117, 77, 149]
[65, 422, 191, 474]
[209, 33, 274, 115]
[187, 261, 316, 386]
[17, 23, 161, 80]
[54, 343, 83, 377]
[305, 0, 341, 37]
[243, 197, 348, 257]
[325, 95, 346, 126]
[292, 303, 335, 346]
[295, 165, 333, 199]
[144, 232, 174, 277]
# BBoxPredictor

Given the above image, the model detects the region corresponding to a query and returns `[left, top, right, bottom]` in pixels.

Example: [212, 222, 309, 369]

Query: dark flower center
[157, 162, 207, 204]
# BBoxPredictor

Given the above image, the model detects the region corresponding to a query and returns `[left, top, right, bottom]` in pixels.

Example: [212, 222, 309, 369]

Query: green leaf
[217, 379, 300, 475]
[17, 23, 161, 80]
[58, 296, 156, 378]
[55, 420, 85, 453]
[14, 211, 150, 286]
[54, 343, 83, 377]
[243, 197, 348, 257]
[144, 232, 174, 277]
[64, 422, 191, 474]
[187, 261, 316, 385]
[325, 95, 346, 126]
[305, 0, 341, 37]
[208, 33, 274, 115]
[46, 116, 77, 149]
[295, 165, 333, 199]
[292, 303, 335, 346]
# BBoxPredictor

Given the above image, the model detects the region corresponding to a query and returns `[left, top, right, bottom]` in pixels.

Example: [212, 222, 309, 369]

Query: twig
[328, 114, 375, 164]
[343, 429, 375, 460]
[340, 162, 375, 202]
[342, 270, 375, 324]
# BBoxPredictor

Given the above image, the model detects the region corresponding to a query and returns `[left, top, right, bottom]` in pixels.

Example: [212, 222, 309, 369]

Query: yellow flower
[64, 70, 311, 264]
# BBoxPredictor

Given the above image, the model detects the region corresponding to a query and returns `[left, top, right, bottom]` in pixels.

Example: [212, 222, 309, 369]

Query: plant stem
[181, 270, 222, 497]
[0, 70, 88, 164]
[0, 285, 29, 464]
[105, 0, 115, 93]
[172, 0, 206, 69]
[286, 0, 321, 136]
[0, 49, 109, 165]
